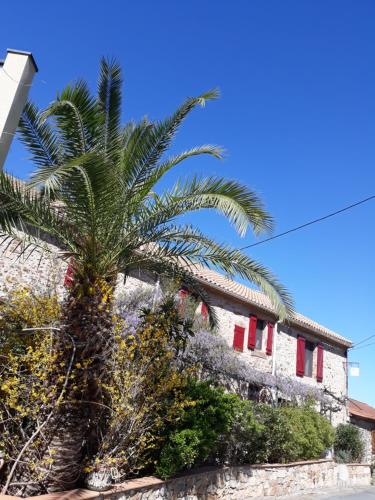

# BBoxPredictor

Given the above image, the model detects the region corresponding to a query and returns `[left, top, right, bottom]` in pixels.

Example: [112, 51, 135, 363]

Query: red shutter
[178, 289, 189, 314]
[266, 322, 274, 355]
[248, 315, 257, 350]
[201, 303, 208, 320]
[317, 343, 324, 382]
[64, 258, 75, 288]
[233, 325, 245, 352]
[296, 336, 305, 377]
[179, 289, 188, 299]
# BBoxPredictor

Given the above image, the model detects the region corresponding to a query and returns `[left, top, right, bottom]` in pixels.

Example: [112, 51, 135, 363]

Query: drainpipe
[0, 49, 38, 170]
[271, 321, 279, 405]
[272, 321, 278, 376]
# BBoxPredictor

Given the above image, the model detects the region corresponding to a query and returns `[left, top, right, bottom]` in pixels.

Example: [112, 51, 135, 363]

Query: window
[296, 337, 317, 378]
[255, 319, 264, 350]
[304, 341, 314, 377]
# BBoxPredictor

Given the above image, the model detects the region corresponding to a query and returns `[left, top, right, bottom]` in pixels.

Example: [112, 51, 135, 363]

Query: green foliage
[156, 429, 202, 479]
[277, 403, 335, 462]
[216, 398, 261, 465]
[251, 403, 295, 463]
[155, 380, 236, 478]
[334, 424, 364, 463]
[154, 382, 335, 478]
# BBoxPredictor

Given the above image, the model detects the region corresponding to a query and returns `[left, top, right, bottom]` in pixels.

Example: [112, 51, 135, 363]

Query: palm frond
[42, 81, 99, 157]
[98, 57, 122, 156]
[18, 102, 61, 167]
[131, 176, 273, 238]
[124, 255, 219, 327]
[0, 173, 78, 253]
[131, 145, 224, 204]
[143, 237, 293, 319]
[121, 89, 220, 197]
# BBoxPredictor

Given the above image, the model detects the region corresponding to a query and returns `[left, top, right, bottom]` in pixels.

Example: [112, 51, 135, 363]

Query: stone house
[0, 233, 352, 426]
[349, 398, 375, 463]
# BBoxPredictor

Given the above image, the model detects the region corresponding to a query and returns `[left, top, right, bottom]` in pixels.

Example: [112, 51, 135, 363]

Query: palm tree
[0, 59, 293, 492]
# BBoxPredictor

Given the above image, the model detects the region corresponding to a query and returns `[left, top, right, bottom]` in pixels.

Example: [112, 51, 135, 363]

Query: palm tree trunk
[45, 282, 114, 493]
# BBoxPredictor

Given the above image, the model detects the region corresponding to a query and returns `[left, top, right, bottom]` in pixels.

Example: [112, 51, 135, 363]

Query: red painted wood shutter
[64, 258, 75, 288]
[178, 289, 189, 313]
[266, 322, 274, 355]
[201, 303, 208, 320]
[233, 325, 245, 352]
[317, 343, 324, 382]
[296, 336, 305, 377]
[248, 315, 257, 350]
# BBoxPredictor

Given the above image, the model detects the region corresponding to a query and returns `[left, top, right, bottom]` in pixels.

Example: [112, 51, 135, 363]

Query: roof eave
[196, 275, 352, 348]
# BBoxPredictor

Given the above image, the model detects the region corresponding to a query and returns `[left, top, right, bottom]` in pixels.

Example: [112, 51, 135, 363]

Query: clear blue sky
[2, 1, 374, 405]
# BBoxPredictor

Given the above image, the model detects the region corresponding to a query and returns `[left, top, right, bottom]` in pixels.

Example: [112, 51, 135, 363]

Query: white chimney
[0, 49, 38, 170]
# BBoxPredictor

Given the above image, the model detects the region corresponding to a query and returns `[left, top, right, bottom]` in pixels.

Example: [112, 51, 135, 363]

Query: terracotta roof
[349, 398, 375, 422]
[189, 264, 352, 348]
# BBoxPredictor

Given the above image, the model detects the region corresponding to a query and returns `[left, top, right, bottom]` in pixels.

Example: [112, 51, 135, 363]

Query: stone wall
[3, 460, 370, 499]
[277, 324, 348, 426]
[103, 461, 371, 499]
[351, 416, 375, 464]
[0, 237, 66, 298]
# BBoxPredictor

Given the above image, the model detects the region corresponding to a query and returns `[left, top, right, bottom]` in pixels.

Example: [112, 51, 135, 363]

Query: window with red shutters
[266, 322, 274, 355]
[296, 336, 305, 377]
[317, 343, 324, 382]
[201, 302, 208, 320]
[233, 325, 245, 352]
[248, 315, 257, 350]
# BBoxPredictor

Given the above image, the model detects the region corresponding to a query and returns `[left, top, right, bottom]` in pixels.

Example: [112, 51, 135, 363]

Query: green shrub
[156, 429, 202, 479]
[253, 404, 295, 463]
[279, 403, 335, 462]
[155, 379, 239, 478]
[154, 381, 336, 478]
[216, 398, 262, 465]
[334, 424, 364, 463]
[220, 401, 334, 465]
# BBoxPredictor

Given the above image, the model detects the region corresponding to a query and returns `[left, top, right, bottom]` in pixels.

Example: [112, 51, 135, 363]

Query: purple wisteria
[182, 329, 332, 405]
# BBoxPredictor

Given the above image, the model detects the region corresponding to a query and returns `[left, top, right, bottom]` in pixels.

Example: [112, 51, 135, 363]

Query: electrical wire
[240, 195, 375, 250]
[350, 341, 375, 352]
[351, 333, 375, 349]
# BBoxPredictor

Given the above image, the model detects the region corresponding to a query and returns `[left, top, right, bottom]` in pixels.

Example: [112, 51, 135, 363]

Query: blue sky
[1, 1, 375, 404]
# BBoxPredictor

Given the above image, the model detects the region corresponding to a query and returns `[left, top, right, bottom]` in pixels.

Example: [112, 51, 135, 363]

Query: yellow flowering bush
[0, 286, 198, 493]
[93, 298, 197, 477]
[0, 288, 64, 494]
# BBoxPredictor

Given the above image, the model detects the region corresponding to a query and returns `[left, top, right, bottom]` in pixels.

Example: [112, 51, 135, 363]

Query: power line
[240, 194, 375, 251]
[351, 341, 375, 352]
[351, 333, 375, 349]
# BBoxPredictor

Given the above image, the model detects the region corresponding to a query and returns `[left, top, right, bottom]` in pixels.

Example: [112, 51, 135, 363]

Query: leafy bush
[334, 424, 364, 463]
[220, 401, 334, 465]
[252, 404, 295, 463]
[155, 379, 237, 478]
[155, 384, 335, 478]
[216, 398, 261, 465]
[278, 403, 335, 462]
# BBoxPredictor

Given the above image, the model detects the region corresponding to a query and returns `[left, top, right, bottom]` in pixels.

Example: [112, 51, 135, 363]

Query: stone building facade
[0, 233, 352, 426]
[349, 398, 375, 464]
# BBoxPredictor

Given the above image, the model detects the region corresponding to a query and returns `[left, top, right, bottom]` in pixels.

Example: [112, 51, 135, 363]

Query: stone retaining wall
[1, 460, 371, 499]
